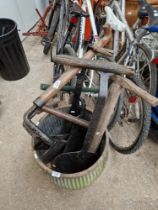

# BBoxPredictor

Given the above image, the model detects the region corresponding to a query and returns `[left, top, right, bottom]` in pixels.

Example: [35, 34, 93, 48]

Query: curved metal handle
[23, 105, 57, 146]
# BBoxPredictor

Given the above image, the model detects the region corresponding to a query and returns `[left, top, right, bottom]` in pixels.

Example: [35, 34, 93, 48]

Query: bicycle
[52, 53, 152, 154]
[43, 0, 109, 113]
[23, 31, 158, 173]
[55, 0, 158, 152]
[102, 0, 158, 96]
[52, 0, 98, 81]
[42, 0, 64, 55]
[40, 0, 153, 155]
[39, 0, 158, 156]
[42, 0, 91, 55]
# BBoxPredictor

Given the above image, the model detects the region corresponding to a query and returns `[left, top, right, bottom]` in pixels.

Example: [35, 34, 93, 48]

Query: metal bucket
[32, 106, 109, 190]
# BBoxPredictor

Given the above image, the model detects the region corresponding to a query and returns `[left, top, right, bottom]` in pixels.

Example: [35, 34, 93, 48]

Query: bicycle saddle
[70, 2, 89, 17]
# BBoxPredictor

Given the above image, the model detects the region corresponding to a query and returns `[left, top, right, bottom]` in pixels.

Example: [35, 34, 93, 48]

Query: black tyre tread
[138, 43, 157, 96]
[53, 0, 71, 80]
[56, 0, 67, 54]
[63, 44, 77, 57]
[48, 6, 55, 30]
[43, 6, 59, 55]
[110, 75, 151, 154]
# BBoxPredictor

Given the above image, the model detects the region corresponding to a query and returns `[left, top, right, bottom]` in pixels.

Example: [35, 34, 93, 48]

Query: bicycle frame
[109, 0, 134, 58]
[68, 0, 101, 89]
[109, 0, 157, 58]
[112, 1, 134, 42]
[76, 0, 99, 58]
[106, 0, 156, 72]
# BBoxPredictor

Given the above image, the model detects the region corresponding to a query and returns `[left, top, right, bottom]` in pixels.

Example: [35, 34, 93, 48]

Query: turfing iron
[52, 73, 122, 173]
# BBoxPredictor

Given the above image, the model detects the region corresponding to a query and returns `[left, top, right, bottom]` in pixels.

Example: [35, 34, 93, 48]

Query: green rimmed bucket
[32, 106, 109, 190]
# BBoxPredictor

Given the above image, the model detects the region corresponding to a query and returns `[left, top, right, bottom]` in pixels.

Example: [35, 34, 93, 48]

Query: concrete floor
[0, 36, 158, 210]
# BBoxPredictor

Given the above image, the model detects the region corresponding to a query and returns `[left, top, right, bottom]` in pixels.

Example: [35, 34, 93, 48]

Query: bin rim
[32, 140, 108, 178]
[0, 18, 17, 39]
[31, 105, 109, 178]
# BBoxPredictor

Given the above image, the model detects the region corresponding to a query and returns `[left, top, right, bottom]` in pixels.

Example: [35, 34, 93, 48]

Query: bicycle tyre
[116, 42, 157, 95]
[53, 44, 76, 81]
[43, 5, 60, 55]
[138, 43, 157, 96]
[110, 75, 151, 154]
[56, 0, 69, 54]
[48, 3, 55, 29]
[53, 0, 71, 81]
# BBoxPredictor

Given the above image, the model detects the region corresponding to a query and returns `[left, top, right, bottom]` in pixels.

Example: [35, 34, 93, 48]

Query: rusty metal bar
[35, 8, 47, 28]
[23, 4, 52, 37]
[23, 31, 48, 37]
[41, 106, 89, 128]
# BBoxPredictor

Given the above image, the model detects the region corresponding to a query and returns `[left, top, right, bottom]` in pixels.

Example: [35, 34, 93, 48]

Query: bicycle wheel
[117, 42, 157, 95]
[47, 0, 56, 29]
[43, 3, 60, 55]
[110, 75, 151, 154]
[56, 0, 69, 54]
[53, 0, 70, 80]
[53, 44, 76, 81]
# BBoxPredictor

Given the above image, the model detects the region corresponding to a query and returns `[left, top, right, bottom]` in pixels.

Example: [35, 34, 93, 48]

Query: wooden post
[88, 83, 122, 153]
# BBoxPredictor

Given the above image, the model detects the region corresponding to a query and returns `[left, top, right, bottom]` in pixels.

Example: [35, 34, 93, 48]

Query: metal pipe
[113, 1, 134, 42]
[86, 0, 99, 40]
[121, 0, 126, 44]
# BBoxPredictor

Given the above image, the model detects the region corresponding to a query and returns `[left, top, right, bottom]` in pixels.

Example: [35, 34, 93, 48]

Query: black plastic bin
[0, 18, 29, 81]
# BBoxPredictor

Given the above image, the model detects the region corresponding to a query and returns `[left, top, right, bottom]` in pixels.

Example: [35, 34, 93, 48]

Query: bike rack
[23, 4, 52, 37]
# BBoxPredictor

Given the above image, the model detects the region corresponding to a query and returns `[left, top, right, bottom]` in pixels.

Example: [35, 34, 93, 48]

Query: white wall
[35, 0, 49, 15]
[0, 0, 24, 39]
[16, 0, 37, 32]
[0, 0, 49, 40]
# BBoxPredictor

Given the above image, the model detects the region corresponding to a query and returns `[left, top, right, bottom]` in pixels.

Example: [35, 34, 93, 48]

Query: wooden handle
[34, 36, 111, 107]
[88, 83, 122, 153]
[52, 55, 134, 76]
[112, 75, 158, 107]
[42, 106, 89, 128]
[90, 45, 113, 57]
